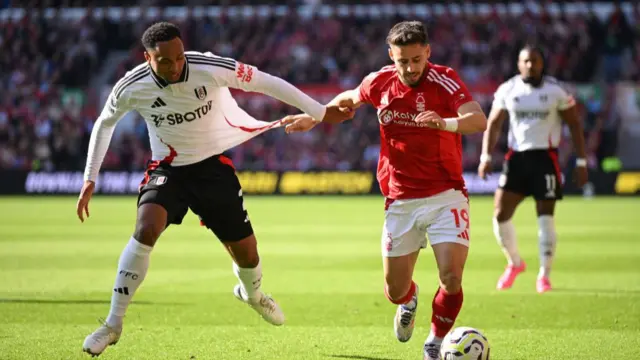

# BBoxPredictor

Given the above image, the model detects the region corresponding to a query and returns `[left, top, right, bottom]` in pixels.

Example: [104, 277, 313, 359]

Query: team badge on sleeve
[194, 86, 208, 100]
[153, 176, 167, 186]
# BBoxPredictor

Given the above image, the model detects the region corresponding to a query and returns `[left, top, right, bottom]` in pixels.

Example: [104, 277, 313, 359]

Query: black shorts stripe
[188, 60, 236, 72]
[113, 67, 149, 97]
[186, 54, 235, 67]
[114, 70, 150, 99]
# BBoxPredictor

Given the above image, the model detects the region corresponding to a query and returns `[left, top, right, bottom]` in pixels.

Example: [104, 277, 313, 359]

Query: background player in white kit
[478, 45, 588, 294]
[76, 22, 352, 356]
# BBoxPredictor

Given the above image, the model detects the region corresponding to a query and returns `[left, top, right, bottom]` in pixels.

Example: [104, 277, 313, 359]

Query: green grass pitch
[0, 196, 639, 360]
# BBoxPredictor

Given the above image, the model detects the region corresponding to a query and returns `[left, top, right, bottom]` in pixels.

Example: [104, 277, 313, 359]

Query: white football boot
[394, 284, 419, 342]
[423, 342, 442, 360]
[233, 284, 285, 325]
[82, 320, 121, 357]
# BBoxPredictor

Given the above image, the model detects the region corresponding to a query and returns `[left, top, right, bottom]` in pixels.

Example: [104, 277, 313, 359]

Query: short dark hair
[521, 44, 545, 60]
[141, 22, 181, 49]
[386, 21, 429, 46]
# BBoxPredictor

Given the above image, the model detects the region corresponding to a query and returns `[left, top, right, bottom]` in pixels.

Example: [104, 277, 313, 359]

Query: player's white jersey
[492, 75, 575, 151]
[84, 51, 326, 181]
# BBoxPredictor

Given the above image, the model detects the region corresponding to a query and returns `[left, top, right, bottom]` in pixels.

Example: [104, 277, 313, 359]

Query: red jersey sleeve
[441, 67, 473, 112]
[357, 72, 378, 105]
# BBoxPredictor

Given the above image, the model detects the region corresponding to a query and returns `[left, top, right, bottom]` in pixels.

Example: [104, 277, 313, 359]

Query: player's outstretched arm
[204, 53, 352, 124]
[77, 90, 131, 222]
[415, 101, 487, 135]
[281, 89, 363, 134]
[327, 89, 366, 110]
[560, 104, 588, 187]
[478, 104, 508, 178]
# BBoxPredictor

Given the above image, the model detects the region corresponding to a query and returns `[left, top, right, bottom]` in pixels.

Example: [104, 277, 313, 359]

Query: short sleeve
[356, 72, 377, 105]
[492, 83, 508, 110]
[439, 68, 474, 112]
[557, 85, 577, 111]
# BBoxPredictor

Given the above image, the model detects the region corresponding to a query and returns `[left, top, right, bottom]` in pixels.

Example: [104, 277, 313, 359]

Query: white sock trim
[128, 237, 153, 254]
[233, 260, 263, 300]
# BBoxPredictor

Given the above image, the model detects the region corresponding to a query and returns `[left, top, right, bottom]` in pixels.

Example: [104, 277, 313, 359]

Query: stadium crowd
[0, 3, 638, 173]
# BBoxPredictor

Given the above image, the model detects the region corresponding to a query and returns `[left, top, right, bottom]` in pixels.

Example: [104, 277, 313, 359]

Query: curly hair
[141, 22, 182, 49]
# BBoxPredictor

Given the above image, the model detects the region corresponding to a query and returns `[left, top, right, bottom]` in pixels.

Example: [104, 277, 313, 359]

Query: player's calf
[385, 281, 419, 342]
[429, 242, 466, 348]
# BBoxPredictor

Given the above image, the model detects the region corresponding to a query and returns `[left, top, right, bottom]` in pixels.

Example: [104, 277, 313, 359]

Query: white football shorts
[381, 189, 470, 257]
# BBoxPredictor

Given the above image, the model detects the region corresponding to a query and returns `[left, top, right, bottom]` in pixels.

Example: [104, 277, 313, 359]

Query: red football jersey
[357, 63, 473, 200]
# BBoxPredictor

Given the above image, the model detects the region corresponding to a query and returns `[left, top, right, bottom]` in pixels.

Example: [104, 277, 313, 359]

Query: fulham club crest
[194, 86, 207, 100]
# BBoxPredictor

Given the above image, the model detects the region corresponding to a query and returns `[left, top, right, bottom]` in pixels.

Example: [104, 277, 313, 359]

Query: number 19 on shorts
[451, 208, 470, 241]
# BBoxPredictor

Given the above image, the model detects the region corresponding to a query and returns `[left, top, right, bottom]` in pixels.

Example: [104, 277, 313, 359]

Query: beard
[522, 74, 543, 87]
[402, 73, 422, 87]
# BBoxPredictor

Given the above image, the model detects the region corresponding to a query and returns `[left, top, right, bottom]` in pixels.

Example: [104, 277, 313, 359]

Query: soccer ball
[440, 326, 490, 360]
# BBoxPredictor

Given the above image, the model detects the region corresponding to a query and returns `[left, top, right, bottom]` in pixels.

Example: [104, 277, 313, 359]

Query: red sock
[430, 287, 464, 337]
[385, 281, 416, 305]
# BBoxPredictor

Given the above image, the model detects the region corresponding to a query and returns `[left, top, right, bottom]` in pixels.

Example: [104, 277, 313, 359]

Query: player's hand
[415, 111, 445, 129]
[574, 165, 588, 188]
[478, 161, 492, 180]
[281, 114, 321, 134]
[77, 180, 95, 223]
[321, 104, 356, 124]
[334, 98, 356, 109]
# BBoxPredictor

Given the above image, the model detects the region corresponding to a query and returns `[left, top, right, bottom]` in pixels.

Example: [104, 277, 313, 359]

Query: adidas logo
[435, 315, 454, 323]
[151, 97, 167, 108]
[457, 229, 470, 241]
[114, 287, 130, 295]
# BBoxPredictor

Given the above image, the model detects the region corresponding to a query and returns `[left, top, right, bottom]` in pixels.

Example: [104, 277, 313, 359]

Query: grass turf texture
[0, 196, 638, 360]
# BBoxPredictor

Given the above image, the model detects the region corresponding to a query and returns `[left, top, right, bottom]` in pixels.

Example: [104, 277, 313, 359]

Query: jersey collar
[149, 57, 190, 88]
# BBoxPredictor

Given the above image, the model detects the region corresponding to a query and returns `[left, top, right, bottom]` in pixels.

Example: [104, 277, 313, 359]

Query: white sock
[426, 332, 443, 345]
[233, 260, 263, 301]
[492, 218, 522, 266]
[105, 237, 152, 327]
[537, 215, 557, 278]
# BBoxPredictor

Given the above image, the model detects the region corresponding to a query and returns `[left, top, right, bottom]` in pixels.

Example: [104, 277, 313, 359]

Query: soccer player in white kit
[478, 45, 588, 294]
[76, 22, 352, 356]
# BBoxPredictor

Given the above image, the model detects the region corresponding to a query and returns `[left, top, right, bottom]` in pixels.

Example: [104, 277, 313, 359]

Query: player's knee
[384, 280, 411, 303]
[234, 253, 259, 268]
[439, 271, 462, 294]
[133, 223, 162, 247]
[494, 208, 512, 223]
[224, 235, 259, 268]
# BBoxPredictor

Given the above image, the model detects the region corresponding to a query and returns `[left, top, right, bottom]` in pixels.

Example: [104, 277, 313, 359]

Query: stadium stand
[0, 2, 638, 174]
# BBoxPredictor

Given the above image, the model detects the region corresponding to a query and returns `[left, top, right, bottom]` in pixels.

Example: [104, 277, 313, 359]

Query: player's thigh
[535, 199, 557, 216]
[498, 153, 531, 198]
[188, 158, 253, 242]
[382, 250, 420, 298]
[532, 151, 564, 202]
[432, 242, 468, 293]
[137, 165, 189, 242]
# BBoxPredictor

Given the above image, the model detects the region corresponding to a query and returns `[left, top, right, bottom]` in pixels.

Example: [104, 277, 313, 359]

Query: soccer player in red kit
[282, 21, 487, 359]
